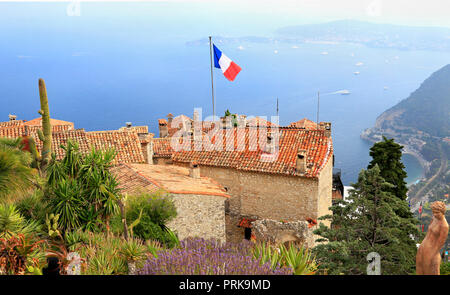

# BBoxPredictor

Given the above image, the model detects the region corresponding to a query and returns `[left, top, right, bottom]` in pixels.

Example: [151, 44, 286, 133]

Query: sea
[1, 2, 449, 185]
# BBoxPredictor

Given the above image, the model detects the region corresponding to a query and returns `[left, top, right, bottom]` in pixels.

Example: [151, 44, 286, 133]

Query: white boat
[355, 62, 364, 66]
[237, 45, 244, 50]
[340, 90, 351, 95]
[321, 51, 329, 55]
[384, 86, 389, 90]
[354, 71, 360, 75]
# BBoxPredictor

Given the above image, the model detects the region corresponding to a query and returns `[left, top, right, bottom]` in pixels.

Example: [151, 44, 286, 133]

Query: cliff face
[362, 64, 450, 149]
[362, 64, 450, 206]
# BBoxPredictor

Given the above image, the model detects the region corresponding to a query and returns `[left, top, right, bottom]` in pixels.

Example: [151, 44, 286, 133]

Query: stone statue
[416, 201, 449, 275]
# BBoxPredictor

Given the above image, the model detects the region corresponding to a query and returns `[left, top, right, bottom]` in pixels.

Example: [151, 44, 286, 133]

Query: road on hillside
[411, 143, 447, 211]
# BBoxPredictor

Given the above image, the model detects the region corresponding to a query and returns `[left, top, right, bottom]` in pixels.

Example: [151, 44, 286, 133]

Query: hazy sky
[2, 0, 450, 28]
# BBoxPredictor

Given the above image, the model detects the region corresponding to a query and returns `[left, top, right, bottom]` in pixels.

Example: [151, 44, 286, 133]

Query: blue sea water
[0, 2, 448, 185]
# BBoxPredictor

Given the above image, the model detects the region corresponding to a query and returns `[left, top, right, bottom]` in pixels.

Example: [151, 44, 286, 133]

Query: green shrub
[126, 193, 177, 247]
[441, 262, 450, 275]
[15, 191, 47, 226]
[127, 193, 177, 228]
[68, 231, 153, 275]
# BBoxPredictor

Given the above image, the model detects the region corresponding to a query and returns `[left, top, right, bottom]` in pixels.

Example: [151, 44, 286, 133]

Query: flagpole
[209, 36, 215, 121]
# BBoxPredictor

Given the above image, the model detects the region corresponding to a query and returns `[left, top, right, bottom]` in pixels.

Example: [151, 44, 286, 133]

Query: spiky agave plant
[0, 204, 41, 239]
[279, 243, 318, 275]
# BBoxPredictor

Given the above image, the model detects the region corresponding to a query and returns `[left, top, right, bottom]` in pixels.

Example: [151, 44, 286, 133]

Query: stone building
[153, 113, 335, 245]
[111, 163, 229, 243]
[1, 113, 340, 246]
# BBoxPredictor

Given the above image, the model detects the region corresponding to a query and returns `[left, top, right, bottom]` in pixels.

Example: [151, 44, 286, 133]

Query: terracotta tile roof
[35, 129, 90, 160]
[171, 127, 333, 178]
[119, 126, 149, 134]
[1, 122, 145, 164]
[152, 138, 173, 158]
[23, 117, 75, 129]
[289, 118, 318, 129]
[86, 131, 145, 164]
[110, 164, 160, 195]
[246, 117, 279, 128]
[112, 163, 229, 198]
[0, 120, 25, 128]
[0, 126, 27, 138]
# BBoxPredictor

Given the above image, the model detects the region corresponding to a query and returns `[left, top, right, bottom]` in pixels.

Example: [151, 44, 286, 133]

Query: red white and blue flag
[213, 44, 241, 81]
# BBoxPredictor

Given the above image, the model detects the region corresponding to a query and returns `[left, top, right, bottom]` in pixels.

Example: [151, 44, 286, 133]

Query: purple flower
[138, 238, 292, 275]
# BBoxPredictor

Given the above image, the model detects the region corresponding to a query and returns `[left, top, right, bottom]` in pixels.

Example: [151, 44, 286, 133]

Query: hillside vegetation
[361, 64, 450, 209]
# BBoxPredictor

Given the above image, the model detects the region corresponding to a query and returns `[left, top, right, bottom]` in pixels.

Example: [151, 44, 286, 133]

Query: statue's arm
[436, 224, 449, 248]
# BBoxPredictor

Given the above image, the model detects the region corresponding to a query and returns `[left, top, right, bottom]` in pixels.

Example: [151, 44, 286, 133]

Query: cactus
[30, 78, 52, 174]
[21, 136, 41, 169]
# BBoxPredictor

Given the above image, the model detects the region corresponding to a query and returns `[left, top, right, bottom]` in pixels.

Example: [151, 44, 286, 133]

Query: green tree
[313, 165, 420, 275]
[368, 136, 408, 201]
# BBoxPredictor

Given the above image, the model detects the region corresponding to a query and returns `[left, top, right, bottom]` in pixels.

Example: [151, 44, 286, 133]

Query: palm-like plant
[47, 179, 84, 232]
[119, 237, 147, 274]
[0, 204, 42, 239]
[0, 138, 36, 202]
[46, 141, 120, 233]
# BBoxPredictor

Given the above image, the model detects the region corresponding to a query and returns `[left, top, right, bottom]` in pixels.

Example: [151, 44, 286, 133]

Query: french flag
[213, 44, 241, 81]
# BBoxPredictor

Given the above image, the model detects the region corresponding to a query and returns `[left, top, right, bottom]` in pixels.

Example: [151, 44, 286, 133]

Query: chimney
[319, 122, 332, 138]
[8, 114, 17, 121]
[296, 149, 307, 174]
[238, 115, 247, 127]
[193, 110, 199, 122]
[265, 132, 274, 154]
[159, 119, 168, 138]
[189, 162, 200, 178]
[221, 116, 232, 129]
[125, 122, 132, 128]
[193, 110, 201, 141]
[167, 113, 174, 126]
[144, 133, 154, 164]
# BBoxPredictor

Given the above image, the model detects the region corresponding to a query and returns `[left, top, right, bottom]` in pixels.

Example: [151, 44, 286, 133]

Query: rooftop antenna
[276, 97, 279, 118]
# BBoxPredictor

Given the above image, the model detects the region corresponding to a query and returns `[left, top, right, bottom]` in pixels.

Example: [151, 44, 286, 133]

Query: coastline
[360, 131, 429, 182]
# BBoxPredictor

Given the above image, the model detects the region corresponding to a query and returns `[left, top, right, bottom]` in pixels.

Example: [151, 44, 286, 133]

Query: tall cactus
[37, 78, 52, 173]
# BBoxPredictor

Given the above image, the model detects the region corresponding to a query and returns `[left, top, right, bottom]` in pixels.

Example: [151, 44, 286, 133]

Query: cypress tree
[368, 136, 408, 200]
[313, 165, 420, 275]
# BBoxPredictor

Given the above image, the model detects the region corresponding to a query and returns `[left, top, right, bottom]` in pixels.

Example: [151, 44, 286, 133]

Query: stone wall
[166, 193, 226, 243]
[225, 213, 246, 244]
[153, 157, 172, 165]
[252, 219, 316, 248]
[199, 166, 320, 221]
[317, 158, 333, 227]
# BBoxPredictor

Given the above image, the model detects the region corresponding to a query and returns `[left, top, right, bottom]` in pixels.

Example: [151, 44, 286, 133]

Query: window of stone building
[244, 228, 252, 240]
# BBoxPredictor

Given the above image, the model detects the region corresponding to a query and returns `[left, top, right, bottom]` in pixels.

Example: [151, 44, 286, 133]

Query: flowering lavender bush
[138, 238, 292, 275]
